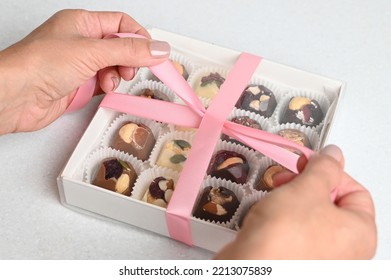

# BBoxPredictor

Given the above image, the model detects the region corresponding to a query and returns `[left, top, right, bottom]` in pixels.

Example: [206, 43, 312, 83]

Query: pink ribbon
[69, 33, 320, 246]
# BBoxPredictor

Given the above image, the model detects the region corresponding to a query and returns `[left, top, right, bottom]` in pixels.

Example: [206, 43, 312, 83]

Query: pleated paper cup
[192, 176, 245, 229]
[273, 90, 330, 131]
[149, 130, 196, 173]
[188, 66, 230, 101]
[131, 166, 180, 209]
[100, 114, 164, 162]
[83, 147, 144, 191]
[207, 139, 261, 193]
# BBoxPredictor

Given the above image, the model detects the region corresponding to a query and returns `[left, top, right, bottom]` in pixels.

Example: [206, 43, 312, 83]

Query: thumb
[89, 37, 171, 70]
[287, 144, 345, 200]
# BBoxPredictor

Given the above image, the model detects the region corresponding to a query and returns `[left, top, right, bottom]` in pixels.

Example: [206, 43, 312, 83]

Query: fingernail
[320, 144, 343, 162]
[111, 76, 120, 91]
[150, 40, 171, 57]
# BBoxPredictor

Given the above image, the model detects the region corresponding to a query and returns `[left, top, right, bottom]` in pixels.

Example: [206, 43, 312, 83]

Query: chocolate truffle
[195, 72, 225, 99]
[207, 150, 249, 184]
[112, 122, 156, 161]
[222, 116, 262, 147]
[193, 186, 239, 223]
[281, 97, 323, 127]
[277, 128, 312, 153]
[236, 85, 277, 117]
[138, 88, 169, 101]
[156, 139, 192, 172]
[92, 158, 137, 196]
[143, 176, 175, 208]
[255, 164, 286, 191]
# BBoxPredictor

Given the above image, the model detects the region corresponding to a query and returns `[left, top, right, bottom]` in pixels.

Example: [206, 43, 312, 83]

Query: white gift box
[57, 28, 345, 253]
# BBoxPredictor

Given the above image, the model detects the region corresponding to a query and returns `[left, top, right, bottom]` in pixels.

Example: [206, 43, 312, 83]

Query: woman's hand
[0, 9, 170, 134]
[215, 145, 377, 259]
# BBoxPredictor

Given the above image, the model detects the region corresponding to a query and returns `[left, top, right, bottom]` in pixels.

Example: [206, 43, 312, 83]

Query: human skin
[0, 9, 170, 135]
[215, 145, 376, 259]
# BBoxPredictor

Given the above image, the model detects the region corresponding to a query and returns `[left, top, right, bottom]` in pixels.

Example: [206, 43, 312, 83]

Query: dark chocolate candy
[236, 85, 277, 117]
[112, 122, 155, 161]
[193, 186, 239, 223]
[221, 116, 262, 147]
[92, 158, 137, 196]
[207, 150, 249, 184]
[277, 128, 312, 154]
[281, 97, 323, 127]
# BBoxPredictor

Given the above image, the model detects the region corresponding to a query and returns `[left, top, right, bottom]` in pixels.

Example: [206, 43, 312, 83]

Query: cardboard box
[57, 28, 345, 252]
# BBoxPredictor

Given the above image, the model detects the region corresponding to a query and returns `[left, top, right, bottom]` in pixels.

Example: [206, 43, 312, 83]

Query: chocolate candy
[92, 158, 137, 196]
[195, 72, 225, 99]
[144, 176, 174, 208]
[138, 88, 169, 101]
[207, 150, 249, 184]
[281, 97, 323, 127]
[236, 85, 277, 117]
[277, 128, 312, 154]
[255, 164, 286, 191]
[156, 139, 192, 172]
[193, 186, 239, 223]
[222, 116, 262, 147]
[112, 122, 156, 161]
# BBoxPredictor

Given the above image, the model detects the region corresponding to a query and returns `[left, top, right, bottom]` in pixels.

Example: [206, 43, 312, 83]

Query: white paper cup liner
[192, 176, 245, 229]
[83, 147, 144, 186]
[128, 80, 178, 102]
[149, 130, 196, 172]
[140, 51, 196, 82]
[233, 191, 268, 230]
[207, 139, 261, 193]
[131, 166, 180, 209]
[100, 114, 163, 162]
[270, 123, 321, 151]
[188, 66, 230, 101]
[274, 90, 330, 131]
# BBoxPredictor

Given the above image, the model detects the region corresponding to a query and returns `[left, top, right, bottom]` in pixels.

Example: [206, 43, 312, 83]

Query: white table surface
[0, 0, 390, 260]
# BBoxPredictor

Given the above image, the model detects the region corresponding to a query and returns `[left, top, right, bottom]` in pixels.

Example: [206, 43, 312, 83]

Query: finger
[86, 37, 170, 71]
[82, 10, 151, 39]
[98, 67, 120, 93]
[288, 145, 344, 199]
[335, 173, 375, 218]
[118, 66, 138, 81]
[297, 153, 308, 173]
[273, 170, 297, 187]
